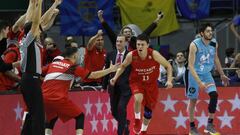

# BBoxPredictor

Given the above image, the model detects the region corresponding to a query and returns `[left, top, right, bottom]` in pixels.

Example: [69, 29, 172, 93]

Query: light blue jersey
[193, 38, 216, 75]
[184, 38, 217, 99]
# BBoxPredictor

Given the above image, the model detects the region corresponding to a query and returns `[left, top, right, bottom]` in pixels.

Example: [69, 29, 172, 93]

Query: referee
[20, 0, 44, 134]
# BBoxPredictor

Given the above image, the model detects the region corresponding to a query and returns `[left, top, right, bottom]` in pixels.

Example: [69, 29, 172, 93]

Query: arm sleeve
[74, 66, 91, 79]
[101, 21, 117, 49]
[142, 22, 157, 36]
[102, 53, 111, 89]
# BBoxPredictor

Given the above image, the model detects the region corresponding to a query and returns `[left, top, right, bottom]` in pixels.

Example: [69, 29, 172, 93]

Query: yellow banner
[117, 0, 179, 37]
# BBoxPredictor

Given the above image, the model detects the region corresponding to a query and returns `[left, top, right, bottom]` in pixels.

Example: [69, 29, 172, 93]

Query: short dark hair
[199, 23, 214, 33]
[225, 48, 235, 57]
[136, 34, 149, 44]
[120, 26, 133, 35]
[117, 34, 127, 41]
[62, 47, 78, 58]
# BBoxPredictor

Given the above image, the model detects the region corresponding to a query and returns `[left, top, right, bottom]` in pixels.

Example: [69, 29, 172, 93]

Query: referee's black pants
[21, 73, 45, 135]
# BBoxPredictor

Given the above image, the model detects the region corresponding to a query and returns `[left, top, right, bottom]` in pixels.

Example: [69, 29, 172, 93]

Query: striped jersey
[42, 59, 90, 101]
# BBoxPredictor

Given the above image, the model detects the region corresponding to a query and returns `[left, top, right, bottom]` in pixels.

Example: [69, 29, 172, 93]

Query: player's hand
[12, 61, 20, 68]
[97, 29, 103, 36]
[53, 8, 59, 15]
[220, 74, 230, 86]
[157, 11, 164, 19]
[198, 82, 207, 91]
[154, 11, 164, 23]
[54, 0, 62, 6]
[110, 78, 117, 86]
[165, 81, 173, 89]
[109, 61, 120, 72]
[97, 10, 104, 22]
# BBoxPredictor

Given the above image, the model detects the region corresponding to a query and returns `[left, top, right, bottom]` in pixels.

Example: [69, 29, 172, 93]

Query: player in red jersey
[110, 34, 173, 135]
[42, 47, 119, 135]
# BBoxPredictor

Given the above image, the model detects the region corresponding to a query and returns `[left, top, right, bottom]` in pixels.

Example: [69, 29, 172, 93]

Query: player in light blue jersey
[185, 23, 230, 135]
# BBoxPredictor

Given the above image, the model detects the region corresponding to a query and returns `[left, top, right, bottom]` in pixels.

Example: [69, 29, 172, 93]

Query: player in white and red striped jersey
[42, 47, 119, 135]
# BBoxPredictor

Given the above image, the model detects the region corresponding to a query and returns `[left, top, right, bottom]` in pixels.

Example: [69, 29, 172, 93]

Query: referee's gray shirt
[20, 32, 42, 75]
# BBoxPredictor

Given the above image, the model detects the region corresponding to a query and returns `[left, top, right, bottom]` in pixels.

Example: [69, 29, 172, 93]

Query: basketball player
[185, 23, 230, 135]
[110, 34, 173, 135]
[42, 47, 119, 135]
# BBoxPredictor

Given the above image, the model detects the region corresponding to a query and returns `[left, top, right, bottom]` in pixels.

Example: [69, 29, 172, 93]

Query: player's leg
[203, 73, 219, 134]
[130, 83, 144, 134]
[184, 70, 200, 135]
[133, 92, 143, 134]
[188, 99, 198, 135]
[140, 107, 152, 135]
[45, 117, 58, 135]
[75, 113, 85, 135]
[140, 85, 158, 135]
[55, 99, 84, 135]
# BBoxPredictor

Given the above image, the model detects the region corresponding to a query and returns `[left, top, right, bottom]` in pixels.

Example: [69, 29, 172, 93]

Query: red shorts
[44, 98, 82, 123]
[130, 83, 159, 110]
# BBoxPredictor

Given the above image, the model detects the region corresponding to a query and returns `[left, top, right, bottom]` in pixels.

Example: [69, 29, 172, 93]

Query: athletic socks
[135, 112, 141, 119]
[208, 118, 213, 124]
[141, 123, 148, 131]
[190, 122, 195, 128]
[45, 128, 52, 135]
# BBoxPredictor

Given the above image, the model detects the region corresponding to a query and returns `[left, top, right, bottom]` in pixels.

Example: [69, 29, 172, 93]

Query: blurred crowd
[0, 10, 239, 93]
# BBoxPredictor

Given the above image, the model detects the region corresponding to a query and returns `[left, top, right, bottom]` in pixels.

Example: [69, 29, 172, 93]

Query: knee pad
[144, 107, 152, 119]
[75, 113, 85, 130]
[208, 91, 218, 113]
[45, 117, 58, 129]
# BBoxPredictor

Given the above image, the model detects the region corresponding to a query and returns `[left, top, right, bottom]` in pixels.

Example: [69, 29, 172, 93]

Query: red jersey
[129, 48, 160, 85]
[83, 46, 106, 83]
[42, 59, 90, 101]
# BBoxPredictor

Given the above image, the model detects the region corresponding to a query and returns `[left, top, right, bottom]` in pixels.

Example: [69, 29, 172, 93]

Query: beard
[204, 35, 212, 41]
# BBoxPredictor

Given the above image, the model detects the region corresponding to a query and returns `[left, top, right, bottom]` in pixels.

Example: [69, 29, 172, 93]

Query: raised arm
[41, 0, 62, 31]
[110, 52, 132, 86]
[188, 42, 206, 90]
[41, 9, 59, 31]
[142, 12, 164, 36]
[152, 50, 173, 88]
[97, 10, 117, 48]
[30, 0, 42, 37]
[12, 14, 26, 33]
[214, 43, 230, 86]
[86, 29, 103, 51]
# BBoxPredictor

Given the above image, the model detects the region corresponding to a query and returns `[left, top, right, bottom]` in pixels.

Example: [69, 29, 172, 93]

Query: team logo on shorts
[189, 87, 196, 94]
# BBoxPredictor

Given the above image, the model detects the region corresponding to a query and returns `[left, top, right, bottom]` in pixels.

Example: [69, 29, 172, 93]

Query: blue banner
[176, 0, 210, 20]
[60, 0, 114, 36]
